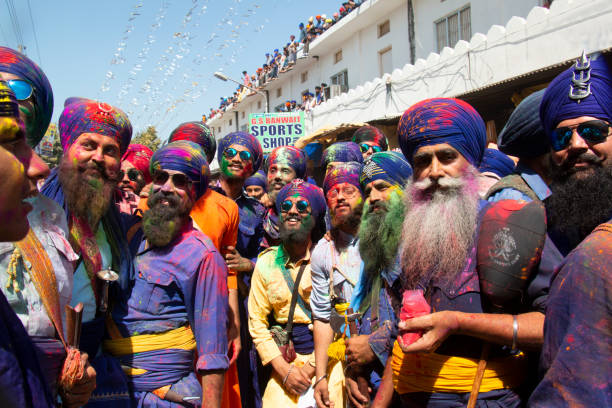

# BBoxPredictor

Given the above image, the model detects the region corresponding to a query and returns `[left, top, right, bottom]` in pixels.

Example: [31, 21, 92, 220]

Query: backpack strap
[485, 174, 540, 202]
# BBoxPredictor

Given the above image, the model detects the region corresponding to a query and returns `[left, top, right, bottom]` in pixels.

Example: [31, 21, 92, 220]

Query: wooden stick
[347, 308, 371, 407]
[467, 342, 491, 408]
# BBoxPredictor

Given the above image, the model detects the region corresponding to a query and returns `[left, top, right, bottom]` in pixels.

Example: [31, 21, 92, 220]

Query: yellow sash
[103, 324, 196, 357]
[391, 341, 526, 394]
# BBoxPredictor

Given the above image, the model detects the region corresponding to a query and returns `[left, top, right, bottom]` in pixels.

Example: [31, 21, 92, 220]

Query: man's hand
[314, 377, 333, 408]
[397, 311, 460, 354]
[345, 376, 370, 408]
[345, 335, 375, 365]
[284, 364, 313, 396]
[224, 246, 253, 273]
[61, 353, 97, 408]
[227, 324, 241, 366]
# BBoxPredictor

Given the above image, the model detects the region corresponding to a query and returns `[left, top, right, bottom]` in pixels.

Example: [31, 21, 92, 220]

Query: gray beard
[400, 168, 480, 290]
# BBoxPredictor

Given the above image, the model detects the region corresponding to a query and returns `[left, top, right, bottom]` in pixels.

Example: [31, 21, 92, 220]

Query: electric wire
[26, 0, 43, 65]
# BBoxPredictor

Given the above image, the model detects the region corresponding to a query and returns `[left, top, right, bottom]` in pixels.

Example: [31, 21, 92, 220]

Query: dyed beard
[143, 191, 191, 247]
[279, 215, 314, 245]
[546, 154, 612, 249]
[400, 168, 480, 290]
[358, 191, 404, 275]
[59, 156, 116, 228]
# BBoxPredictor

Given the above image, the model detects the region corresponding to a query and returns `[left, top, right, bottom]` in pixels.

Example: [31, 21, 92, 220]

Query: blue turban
[398, 98, 487, 167]
[150, 141, 209, 199]
[360, 151, 413, 189]
[304, 142, 323, 166]
[323, 141, 363, 168]
[276, 179, 326, 219]
[265, 146, 307, 179]
[498, 89, 549, 158]
[540, 53, 612, 140]
[478, 148, 515, 178]
[323, 161, 362, 196]
[244, 170, 267, 191]
[217, 131, 263, 175]
[0, 46, 53, 147]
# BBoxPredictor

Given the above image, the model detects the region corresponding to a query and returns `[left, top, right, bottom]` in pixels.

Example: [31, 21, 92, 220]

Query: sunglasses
[551, 120, 610, 151]
[280, 199, 310, 214]
[326, 184, 359, 200]
[119, 168, 143, 182]
[359, 143, 382, 154]
[4, 79, 34, 101]
[224, 147, 253, 161]
[152, 169, 194, 190]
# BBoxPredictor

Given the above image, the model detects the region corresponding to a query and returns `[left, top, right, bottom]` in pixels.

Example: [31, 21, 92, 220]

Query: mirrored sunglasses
[4, 79, 33, 101]
[551, 120, 610, 151]
[224, 147, 253, 161]
[280, 199, 310, 214]
[359, 143, 382, 153]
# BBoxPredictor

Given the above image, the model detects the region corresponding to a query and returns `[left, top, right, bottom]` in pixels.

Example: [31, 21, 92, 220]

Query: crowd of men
[0, 44, 610, 408]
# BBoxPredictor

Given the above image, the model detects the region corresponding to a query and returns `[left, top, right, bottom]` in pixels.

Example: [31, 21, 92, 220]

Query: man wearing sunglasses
[104, 141, 228, 407]
[248, 179, 330, 406]
[528, 52, 612, 407]
[351, 125, 388, 161]
[116, 143, 153, 215]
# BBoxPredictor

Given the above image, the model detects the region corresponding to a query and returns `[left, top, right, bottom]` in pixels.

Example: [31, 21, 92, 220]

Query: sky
[0, 0, 338, 138]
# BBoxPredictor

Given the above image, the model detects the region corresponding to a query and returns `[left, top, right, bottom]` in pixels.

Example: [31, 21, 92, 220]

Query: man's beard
[142, 191, 191, 247]
[546, 153, 612, 249]
[358, 191, 404, 275]
[59, 156, 116, 228]
[331, 201, 363, 231]
[400, 168, 480, 290]
[279, 216, 314, 245]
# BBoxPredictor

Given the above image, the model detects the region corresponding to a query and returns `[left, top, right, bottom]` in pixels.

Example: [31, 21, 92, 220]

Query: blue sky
[0, 0, 337, 138]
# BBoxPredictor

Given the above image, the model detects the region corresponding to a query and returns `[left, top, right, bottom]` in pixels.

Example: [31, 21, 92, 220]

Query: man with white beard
[372, 98, 548, 408]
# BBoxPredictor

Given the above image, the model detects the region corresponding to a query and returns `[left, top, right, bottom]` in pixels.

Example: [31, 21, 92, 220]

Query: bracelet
[313, 374, 327, 388]
[511, 315, 518, 351]
[282, 365, 294, 386]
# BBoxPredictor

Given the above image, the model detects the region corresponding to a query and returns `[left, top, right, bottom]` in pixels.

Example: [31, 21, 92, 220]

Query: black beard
[59, 156, 116, 228]
[279, 220, 313, 245]
[330, 202, 363, 231]
[143, 192, 191, 247]
[546, 157, 612, 251]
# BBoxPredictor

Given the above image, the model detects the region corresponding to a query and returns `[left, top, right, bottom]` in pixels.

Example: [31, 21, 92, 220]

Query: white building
[207, 0, 612, 160]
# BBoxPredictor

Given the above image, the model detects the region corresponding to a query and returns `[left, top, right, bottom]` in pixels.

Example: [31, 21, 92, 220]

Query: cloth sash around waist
[291, 323, 314, 355]
[103, 324, 196, 392]
[31, 336, 67, 396]
[390, 341, 526, 395]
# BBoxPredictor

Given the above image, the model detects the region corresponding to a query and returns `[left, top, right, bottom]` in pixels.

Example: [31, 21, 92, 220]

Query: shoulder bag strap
[285, 263, 308, 336]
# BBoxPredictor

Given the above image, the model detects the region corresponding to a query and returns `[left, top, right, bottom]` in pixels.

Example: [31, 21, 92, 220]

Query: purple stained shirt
[113, 220, 230, 372]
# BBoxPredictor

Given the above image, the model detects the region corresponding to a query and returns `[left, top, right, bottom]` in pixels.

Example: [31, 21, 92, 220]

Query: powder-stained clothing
[235, 192, 265, 265]
[529, 221, 612, 408]
[487, 162, 551, 203]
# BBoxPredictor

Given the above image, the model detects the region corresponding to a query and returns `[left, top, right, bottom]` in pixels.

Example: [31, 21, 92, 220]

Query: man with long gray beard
[372, 98, 548, 408]
[104, 141, 229, 407]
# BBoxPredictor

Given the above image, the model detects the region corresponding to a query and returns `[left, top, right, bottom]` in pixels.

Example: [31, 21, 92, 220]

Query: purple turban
[276, 179, 326, 219]
[398, 98, 487, 167]
[150, 140, 209, 199]
[323, 161, 362, 196]
[265, 146, 307, 179]
[0, 46, 53, 147]
[360, 151, 412, 189]
[244, 170, 267, 191]
[169, 121, 216, 163]
[478, 148, 515, 178]
[59, 98, 132, 156]
[217, 131, 263, 175]
[540, 53, 612, 140]
[322, 141, 363, 168]
[352, 125, 388, 151]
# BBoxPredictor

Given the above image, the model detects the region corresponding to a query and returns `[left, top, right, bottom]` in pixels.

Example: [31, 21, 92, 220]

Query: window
[379, 47, 392, 76]
[334, 49, 343, 64]
[257, 100, 262, 109]
[240, 124, 248, 131]
[276, 87, 282, 97]
[301, 71, 308, 83]
[229, 118, 232, 126]
[330, 70, 349, 93]
[378, 20, 390, 38]
[218, 127, 221, 133]
[241, 111, 245, 119]
[435, 6, 471, 52]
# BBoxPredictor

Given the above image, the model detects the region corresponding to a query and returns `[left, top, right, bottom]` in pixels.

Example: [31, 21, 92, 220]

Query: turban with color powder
[540, 53, 612, 140]
[352, 125, 388, 151]
[122, 143, 154, 184]
[244, 170, 267, 191]
[304, 142, 323, 166]
[360, 151, 412, 189]
[398, 98, 487, 167]
[59, 97, 132, 156]
[217, 131, 263, 175]
[323, 141, 363, 168]
[276, 179, 326, 219]
[0, 46, 53, 147]
[478, 148, 515, 178]
[498, 89, 549, 158]
[169, 121, 216, 163]
[150, 140, 209, 199]
[265, 145, 307, 179]
[323, 161, 362, 196]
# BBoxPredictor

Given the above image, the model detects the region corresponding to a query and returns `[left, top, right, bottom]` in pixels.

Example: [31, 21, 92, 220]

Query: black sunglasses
[224, 147, 253, 161]
[119, 168, 143, 182]
[280, 199, 310, 214]
[152, 169, 194, 190]
[359, 143, 382, 153]
[551, 120, 610, 151]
